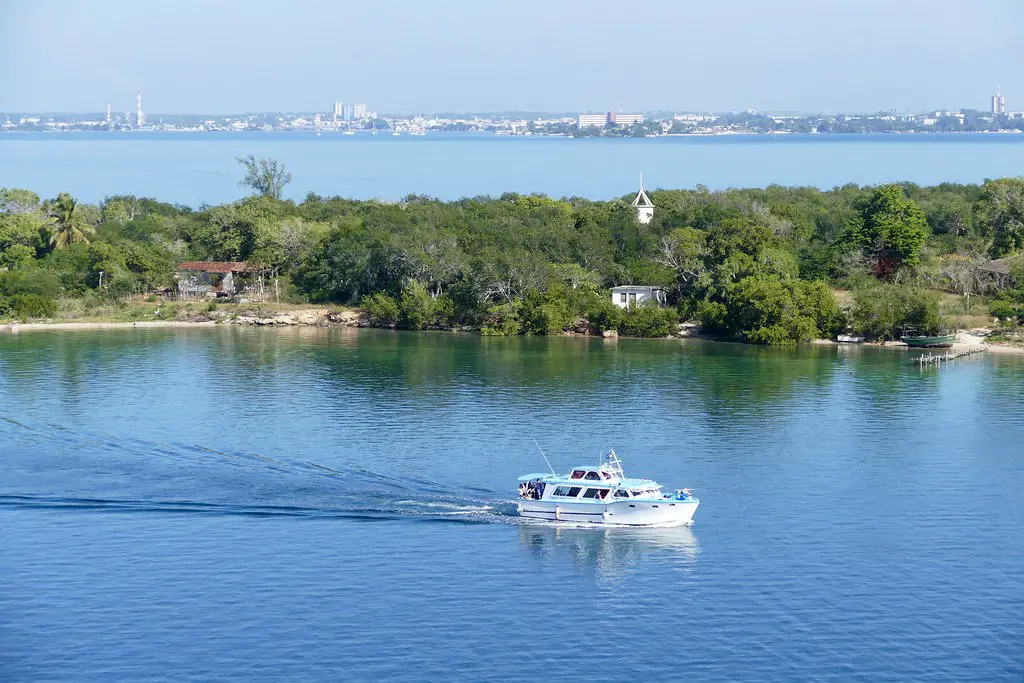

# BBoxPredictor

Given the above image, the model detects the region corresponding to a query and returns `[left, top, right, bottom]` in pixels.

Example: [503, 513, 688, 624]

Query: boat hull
[902, 334, 956, 348]
[516, 498, 698, 527]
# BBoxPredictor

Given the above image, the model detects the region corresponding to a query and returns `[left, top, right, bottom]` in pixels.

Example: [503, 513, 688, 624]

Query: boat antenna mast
[604, 448, 625, 480]
[532, 438, 556, 475]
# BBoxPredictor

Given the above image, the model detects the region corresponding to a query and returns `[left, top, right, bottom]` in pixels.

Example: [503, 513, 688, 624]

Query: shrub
[619, 303, 678, 337]
[399, 281, 435, 330]
[1, 293, 58, 319]
[362, 292, 400, 327]
[432, 295, 457, 328]
[481, 301, 522, 335]
[0, 267, 63, 298]
[852, 283, 942, 340]
[584, 297, 623, 333]
[520, 289, 575, 335]
[989, 299, 1022, 322]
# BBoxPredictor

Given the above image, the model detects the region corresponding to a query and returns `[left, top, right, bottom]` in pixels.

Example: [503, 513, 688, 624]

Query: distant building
[578, 113, 608, 128]
[630, 174, 654, 224]
[992, 88, 1006, 115]
[610, 112, 643, 126]
[610, 285, 667, 309]
[353, 103, 368, 119]
[136, 92, 145, 127]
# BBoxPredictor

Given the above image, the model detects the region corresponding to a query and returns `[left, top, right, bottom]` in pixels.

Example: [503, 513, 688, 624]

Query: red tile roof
[178, 261, 255, 273]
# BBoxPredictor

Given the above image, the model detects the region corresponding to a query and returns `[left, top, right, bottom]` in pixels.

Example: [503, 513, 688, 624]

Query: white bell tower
[630, 172, 655, 224]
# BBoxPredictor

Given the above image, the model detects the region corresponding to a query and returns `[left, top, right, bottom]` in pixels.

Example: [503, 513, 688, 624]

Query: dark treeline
[2, 162, 1023, 342]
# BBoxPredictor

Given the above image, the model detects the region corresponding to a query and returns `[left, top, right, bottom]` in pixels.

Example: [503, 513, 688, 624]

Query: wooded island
[2, 157, 1023, 344]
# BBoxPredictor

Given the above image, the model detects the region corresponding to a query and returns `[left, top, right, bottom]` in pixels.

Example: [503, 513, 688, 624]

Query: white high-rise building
[992, 87, 1006, 115]
[353, 103, 368, 119]
[136, 92, 145, 127]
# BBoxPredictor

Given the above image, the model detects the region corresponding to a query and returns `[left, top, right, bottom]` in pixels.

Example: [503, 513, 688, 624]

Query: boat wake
[0, 417, 518, 524]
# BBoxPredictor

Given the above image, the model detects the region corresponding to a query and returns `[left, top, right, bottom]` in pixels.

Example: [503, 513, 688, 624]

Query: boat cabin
[569, 468, 616, 481]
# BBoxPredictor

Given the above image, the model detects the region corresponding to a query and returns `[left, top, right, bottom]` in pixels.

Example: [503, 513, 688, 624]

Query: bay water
[2, 131, 1024, 205]
[2, 328, 1022, 680]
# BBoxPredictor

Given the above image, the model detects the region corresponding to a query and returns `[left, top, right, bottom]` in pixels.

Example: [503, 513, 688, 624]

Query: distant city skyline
[1, 0, 1022, 114]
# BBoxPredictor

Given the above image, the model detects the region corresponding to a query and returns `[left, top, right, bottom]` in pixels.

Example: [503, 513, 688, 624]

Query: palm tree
[48, 192, 94, 250]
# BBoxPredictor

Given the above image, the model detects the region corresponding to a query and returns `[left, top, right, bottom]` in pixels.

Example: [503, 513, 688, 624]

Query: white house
[631, 174, 654, 224]
[610, 285, 667, 309]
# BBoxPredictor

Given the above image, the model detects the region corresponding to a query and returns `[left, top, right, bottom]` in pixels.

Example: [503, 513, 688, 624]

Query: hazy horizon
[2, 0, 1022, 115]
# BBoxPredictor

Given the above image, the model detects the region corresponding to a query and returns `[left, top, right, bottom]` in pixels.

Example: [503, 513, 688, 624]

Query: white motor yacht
[516, 450, 698, 527]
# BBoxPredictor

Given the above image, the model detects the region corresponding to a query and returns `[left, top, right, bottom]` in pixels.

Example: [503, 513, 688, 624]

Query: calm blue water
[1, 328, 1023, 681]
[2, 131, 1024, 205]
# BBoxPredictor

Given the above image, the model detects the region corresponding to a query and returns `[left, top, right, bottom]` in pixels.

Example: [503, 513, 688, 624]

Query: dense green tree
[846, 184, 928, 275]
[981, 178, 1024, 258]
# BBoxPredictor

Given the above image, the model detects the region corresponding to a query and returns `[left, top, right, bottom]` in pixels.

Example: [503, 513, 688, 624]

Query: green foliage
[981, 178, 1024, 258]
[481, 301, 523, 336]
[584, 297, 623, 332]
[399, 280, 436, 330]
[988, 298, 1022, 322]
[47, 192, 95, 250]
[362, 292, 400, 327]
[851, 283, 943, 340]
[0, 244, 35, 269]
[237, 156, 292, 200]
[0, 178, 1016, 340]
[0, 293, 58, 320]
[0, 266, 63, 298]
[619, 303, 678, 338]
[846, 184, 928, 274]
[520, 287, 577, 335]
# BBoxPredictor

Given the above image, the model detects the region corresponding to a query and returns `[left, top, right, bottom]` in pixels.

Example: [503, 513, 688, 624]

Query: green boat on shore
[901, 334, 956, 348]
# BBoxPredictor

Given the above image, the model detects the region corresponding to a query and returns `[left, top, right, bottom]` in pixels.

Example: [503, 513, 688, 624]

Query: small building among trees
[175, 261, 268, 300]
[611, 285, 667, 309]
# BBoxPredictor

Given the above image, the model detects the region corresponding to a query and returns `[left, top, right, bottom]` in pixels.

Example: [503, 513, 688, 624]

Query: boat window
[600, 471, 611, 480]
[570, 470, 586, 479]
[554, 486, 581, 498]
[584, 471, 601, 481]
[613, 490, 630, 498]
[567, 487, 581, 497]
[630, 490, 645, 497]
[582, 488, 606, 498]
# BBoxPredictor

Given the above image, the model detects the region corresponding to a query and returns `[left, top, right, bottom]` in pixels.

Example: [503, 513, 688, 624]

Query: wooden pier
[914, 345, 987, 366]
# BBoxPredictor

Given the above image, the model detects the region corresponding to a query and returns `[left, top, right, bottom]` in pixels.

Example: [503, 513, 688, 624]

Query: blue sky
[1, 0, 1021, 114]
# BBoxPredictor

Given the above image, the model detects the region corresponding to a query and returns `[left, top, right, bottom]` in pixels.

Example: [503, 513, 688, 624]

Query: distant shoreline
[5, 318, 1022, 355]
